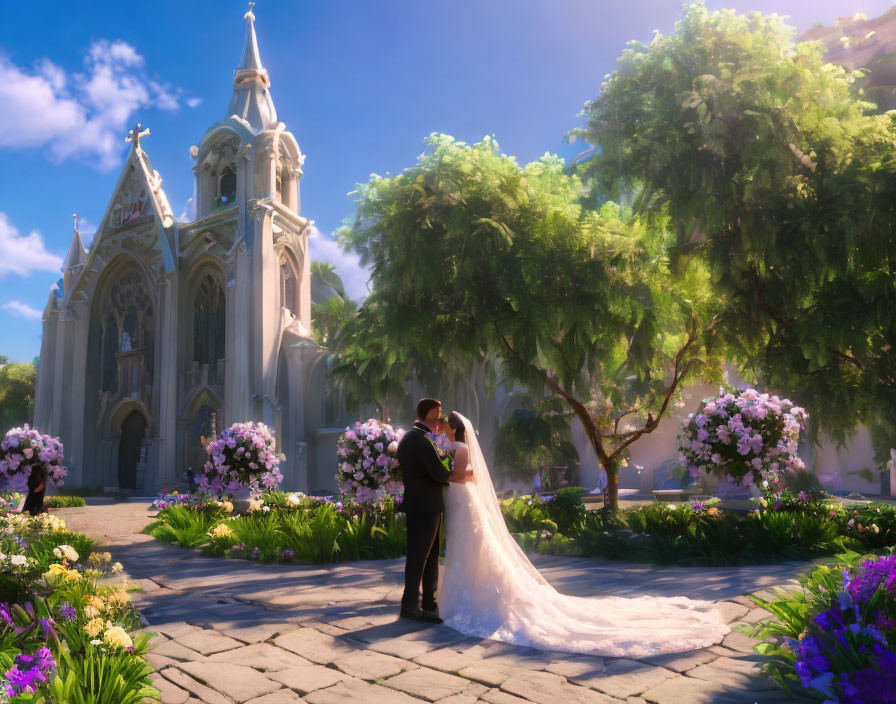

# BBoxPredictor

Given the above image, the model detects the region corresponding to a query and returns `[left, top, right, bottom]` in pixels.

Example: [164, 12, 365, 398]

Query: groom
[396, 397, 451, 623]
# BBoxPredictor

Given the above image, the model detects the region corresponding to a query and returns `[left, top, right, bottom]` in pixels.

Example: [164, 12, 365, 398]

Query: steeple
[227, 3, 278, 132]
[63, 214, 86, 273]
[62, 214, 87, 295]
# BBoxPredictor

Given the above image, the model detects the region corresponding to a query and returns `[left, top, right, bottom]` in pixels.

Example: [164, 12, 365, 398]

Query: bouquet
[0, 426, 66, 493]
[336, 419, 404, 502]
[677, 387, 808, 488]
[198, 422, 284, 495]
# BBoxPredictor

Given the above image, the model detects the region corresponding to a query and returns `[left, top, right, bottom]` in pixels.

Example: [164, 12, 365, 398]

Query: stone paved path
[59, 502, 815, 704]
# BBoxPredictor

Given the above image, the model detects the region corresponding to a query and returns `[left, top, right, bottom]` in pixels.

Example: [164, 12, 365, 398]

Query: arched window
[99, 270, 154, 399]
[101, 316, 119, 392]
[194, 274, 225, 382]
[279, 253, 298, 314]
[218, 165, 236, 206]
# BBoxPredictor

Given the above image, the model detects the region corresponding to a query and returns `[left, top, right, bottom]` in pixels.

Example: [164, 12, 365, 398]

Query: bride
[437, 411, 729, 658]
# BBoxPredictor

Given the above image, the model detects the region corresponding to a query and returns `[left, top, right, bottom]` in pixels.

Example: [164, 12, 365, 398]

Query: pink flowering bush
[677, 387, 808, 488]
[0, 425, 66, 493]
[199, 422, 284, 495]
[336, 419, 405, 503]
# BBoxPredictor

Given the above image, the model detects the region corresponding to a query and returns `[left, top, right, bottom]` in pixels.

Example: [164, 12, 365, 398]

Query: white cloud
[186, 97, 202, 108]
[0, 40, 184, 170]
[2, 300, 43, 321]
[307, 226, 371, 302]
[0, 213, 63, 279]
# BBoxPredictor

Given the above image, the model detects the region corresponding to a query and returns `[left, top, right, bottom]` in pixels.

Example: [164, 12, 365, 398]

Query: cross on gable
[126, 123, 150, 148]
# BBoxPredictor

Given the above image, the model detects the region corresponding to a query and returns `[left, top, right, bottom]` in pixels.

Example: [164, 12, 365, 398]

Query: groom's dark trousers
[397, 421, 451, 611]
[403, 512, 442, 611]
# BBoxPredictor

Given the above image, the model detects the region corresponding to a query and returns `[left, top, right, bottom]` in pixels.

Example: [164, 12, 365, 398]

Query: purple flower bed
[784, 555, 896, 703]
[0, 425, 66, 493]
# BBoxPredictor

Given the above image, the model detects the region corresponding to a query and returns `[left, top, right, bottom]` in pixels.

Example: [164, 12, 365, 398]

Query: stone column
[156, 273, 179, 487]
[65, 300, 90, 487]
[225, 244, 252, 424]
[34, 310, 59, 432]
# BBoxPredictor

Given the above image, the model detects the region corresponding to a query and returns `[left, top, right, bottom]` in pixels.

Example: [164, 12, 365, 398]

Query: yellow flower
[101, 552, 112, 563]
[83, 595, 104, 618]
[111, 562, 124, 573]
[210, 524, 235, 539]
[247, 498, 264, 512]
[84, 618, 105, 637]
[53, 545, 79, 562]
[106, 589, 130, 607]
[222, 501, 234, 513]
[103, 626, 133, 650]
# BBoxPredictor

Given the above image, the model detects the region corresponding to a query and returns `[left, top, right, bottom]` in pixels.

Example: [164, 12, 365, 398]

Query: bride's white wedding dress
[438, 414, 729, 658]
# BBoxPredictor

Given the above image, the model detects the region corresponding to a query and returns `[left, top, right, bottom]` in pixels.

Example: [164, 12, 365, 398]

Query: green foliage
[311, 261, 348, 304]
[146, 505, 222, 548]
[27, 532, 96, 570]
[500, 496, 558, 534]
[575, 2, 896, 464]
[42, 638, 158, 704]
[0, 361, 35, 430]
[337, 133, 725, 507]
[542, 488, 587, 536]
[45, 496, 88, 509]
[495, 397, 579, 482]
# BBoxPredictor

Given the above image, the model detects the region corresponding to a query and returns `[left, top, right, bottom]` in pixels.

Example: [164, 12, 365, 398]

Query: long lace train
[438, 414, 729, 658]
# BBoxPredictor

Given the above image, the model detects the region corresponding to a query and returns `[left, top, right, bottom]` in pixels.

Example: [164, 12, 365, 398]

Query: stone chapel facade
[34, 8, 333, 493]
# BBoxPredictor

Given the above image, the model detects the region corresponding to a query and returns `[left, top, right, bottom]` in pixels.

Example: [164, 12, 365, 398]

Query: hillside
[800, 6, 896, 110]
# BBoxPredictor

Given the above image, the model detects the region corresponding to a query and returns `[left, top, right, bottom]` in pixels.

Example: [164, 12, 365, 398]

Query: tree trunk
[604, 459, 619, 510]
[566, 402, 617, 508]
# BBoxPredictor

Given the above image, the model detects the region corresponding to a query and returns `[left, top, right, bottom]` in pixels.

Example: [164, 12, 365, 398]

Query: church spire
[63, 214, 86, 273]
[227, 2, 278, 132]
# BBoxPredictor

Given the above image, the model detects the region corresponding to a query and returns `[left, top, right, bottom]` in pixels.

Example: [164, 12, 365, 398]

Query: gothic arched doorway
[118, 411, 146, 490]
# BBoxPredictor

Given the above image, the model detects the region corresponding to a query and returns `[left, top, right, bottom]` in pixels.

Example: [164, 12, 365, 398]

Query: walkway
[59, 502, 814, 704]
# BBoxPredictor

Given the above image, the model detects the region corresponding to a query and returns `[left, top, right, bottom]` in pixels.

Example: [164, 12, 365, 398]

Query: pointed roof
[62, 216, 86, 272]
[227, 4, 278, 132]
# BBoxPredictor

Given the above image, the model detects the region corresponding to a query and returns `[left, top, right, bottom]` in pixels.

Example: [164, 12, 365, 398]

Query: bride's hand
[463, 467, 474, 483]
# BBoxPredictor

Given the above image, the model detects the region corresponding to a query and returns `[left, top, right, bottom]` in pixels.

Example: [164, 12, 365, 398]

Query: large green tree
[574, 3, 896, 466]
[0, 362, 35, 431]
[338, 134, 724, 507]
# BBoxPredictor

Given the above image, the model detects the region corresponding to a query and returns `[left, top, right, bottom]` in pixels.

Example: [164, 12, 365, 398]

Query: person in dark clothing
[396, 397, 452, 623]
[22, 467, 48, 516]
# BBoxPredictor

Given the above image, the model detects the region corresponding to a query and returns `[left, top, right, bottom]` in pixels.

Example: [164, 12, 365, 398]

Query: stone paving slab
[208, 642, 313, 671]
[384, 667, 470, 701]
[177, 661, 283, 702]
[61, 502, 816, 704]
[268, 665, 350, 695]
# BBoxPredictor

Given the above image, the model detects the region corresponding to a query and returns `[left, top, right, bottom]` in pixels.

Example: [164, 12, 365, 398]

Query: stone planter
[231, 485, 257, 515]
[714, 480, 759, 513]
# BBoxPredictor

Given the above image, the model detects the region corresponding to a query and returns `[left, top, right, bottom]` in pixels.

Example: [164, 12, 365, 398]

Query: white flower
[111, 562, 123, 573]
[9, 555, 27, 566]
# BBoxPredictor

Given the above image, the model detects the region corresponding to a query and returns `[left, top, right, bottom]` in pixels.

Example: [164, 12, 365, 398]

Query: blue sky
[0, 0, 890, 362]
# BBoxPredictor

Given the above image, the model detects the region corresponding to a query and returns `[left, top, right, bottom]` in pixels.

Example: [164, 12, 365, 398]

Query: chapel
[33, 7, 333, 493]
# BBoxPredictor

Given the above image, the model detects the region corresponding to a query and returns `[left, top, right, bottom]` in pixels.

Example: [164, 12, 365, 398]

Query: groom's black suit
[397, 420, 451, 612]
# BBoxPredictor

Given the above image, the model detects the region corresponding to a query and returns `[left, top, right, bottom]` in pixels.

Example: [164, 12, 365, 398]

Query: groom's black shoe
[399, 606, 425, 622]
[420, 607, 443, 624]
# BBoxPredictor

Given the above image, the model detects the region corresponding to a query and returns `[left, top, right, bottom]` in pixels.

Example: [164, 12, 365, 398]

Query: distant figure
[22, 467, 48, 516]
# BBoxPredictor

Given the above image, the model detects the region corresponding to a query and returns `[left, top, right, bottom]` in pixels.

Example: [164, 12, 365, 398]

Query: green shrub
[45, 495, 88, 508]
[542, 487, 586, 536]
[500, 496, 558, 534]
[146, 505, 221, 548]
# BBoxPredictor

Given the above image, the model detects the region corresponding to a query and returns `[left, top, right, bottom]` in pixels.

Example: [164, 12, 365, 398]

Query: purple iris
[58, 603, 76, 622]
[4, 647, 55, 697]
